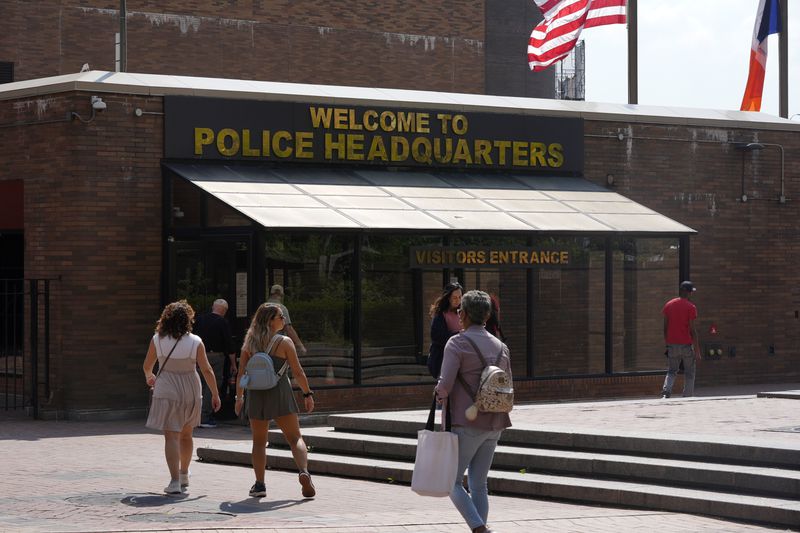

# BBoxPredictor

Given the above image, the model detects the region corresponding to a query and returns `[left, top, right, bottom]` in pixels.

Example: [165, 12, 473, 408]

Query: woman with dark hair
[485, 295, 505, 342]
[435, 290, 512, 533]
[234, 303, 316, 499]
[427, 282, 463, 378]
[143, 300, 221, 494]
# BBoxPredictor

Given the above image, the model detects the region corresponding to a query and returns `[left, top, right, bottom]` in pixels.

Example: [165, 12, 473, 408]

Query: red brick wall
[0, 92, 165, 410]
[584, 119, 800, 388]
[0, 1, 485, 94]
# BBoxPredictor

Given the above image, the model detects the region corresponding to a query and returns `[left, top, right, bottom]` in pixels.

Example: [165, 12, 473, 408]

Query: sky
[578, 0, 799, 119]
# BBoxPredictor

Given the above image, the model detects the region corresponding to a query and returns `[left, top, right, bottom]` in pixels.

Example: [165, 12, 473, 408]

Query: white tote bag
[411, 397, 459, 497]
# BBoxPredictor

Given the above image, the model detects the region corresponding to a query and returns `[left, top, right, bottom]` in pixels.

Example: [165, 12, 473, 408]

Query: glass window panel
[532, 237, 605, 376]
[452, 235, 528, 377]
[172, 176, 202, 228]
[264, 234, 355, 387]
[362, 235, 443, 384]
[207, 194, 251, 227]
[612, 237, 680, 372]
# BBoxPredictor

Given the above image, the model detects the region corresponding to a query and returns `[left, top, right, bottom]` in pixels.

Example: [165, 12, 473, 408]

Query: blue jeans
[449, 426, 502, 530]
[662, 344, 696, 397]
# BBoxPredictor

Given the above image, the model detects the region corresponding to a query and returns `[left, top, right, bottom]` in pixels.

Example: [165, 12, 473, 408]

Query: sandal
[299, 470, 316, 498]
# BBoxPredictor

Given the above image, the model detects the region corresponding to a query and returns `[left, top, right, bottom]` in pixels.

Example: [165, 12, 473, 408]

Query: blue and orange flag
[741, 0, 782, 111]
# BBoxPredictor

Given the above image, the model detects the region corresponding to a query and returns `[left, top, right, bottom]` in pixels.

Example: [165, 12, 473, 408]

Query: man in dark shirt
[194, 299, 237, 428]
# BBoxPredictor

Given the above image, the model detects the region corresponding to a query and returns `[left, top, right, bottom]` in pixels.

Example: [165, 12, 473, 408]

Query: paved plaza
[1, 383, 798, 533]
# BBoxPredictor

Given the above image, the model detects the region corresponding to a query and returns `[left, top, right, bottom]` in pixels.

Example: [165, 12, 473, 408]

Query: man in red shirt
[661, 281, 700, 398]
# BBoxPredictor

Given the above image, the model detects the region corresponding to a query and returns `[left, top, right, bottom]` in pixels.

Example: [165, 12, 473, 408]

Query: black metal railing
[1, 279, 53, 418]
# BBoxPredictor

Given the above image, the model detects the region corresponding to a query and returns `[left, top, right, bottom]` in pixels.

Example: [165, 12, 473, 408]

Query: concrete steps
[197, 411, 800, 528]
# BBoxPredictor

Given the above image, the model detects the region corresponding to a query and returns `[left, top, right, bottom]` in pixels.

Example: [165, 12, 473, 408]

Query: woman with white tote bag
[433, 290, 512, 533]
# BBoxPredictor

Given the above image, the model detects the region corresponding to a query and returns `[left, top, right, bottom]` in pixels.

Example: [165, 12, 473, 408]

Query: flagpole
[779, 0, 788, 118]
[627, 0, 638, 105]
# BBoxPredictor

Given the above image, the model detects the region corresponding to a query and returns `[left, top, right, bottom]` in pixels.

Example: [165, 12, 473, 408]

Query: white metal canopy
[166, 163, 696, 234]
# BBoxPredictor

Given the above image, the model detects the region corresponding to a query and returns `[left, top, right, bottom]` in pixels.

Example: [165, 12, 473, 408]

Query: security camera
[91, 96, 107, 111]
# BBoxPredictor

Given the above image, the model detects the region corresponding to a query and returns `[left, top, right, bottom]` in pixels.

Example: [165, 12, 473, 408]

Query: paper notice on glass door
[236, 272, 247, 317]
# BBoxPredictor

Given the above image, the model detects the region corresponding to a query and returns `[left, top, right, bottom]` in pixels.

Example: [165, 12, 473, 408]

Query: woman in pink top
[435, 290, 512, 533]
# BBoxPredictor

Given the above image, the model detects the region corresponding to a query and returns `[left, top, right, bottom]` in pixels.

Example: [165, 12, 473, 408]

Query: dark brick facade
[0, 1, 552, 98]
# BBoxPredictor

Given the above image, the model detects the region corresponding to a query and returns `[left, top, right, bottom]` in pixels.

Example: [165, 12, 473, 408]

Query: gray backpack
[239, 335, 288, 390]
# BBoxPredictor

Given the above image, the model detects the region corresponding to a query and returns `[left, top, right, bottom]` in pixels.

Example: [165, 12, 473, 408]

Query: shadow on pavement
[121, 493, 206, 507]
[220, 497, 311, 514]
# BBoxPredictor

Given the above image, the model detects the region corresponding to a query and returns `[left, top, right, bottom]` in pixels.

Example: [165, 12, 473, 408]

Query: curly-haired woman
[235, 303, 316, 499]
[143, 300, 221, 494]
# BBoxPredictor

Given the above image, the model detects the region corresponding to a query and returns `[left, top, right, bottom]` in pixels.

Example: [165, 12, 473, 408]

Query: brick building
[0, 3, 799, 419]
[1, 71, 798, 419]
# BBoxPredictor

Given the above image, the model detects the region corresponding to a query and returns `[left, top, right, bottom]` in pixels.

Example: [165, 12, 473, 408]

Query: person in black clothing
[193, 299, 237, 428]
[427, 282, 463, 379]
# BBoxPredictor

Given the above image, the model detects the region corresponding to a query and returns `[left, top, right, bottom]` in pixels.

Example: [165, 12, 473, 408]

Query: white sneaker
[164, 480, 183, 494]
[179, 471, 190, 488]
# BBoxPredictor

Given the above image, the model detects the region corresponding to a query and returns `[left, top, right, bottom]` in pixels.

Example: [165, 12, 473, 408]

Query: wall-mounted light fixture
[606, 173, 615, 187]
[733, 142, 786, 204]
[70, 95, 107, 123]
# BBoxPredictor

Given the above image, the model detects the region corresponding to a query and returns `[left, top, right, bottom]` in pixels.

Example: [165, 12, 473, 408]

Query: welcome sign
[165, 96, 583, 174]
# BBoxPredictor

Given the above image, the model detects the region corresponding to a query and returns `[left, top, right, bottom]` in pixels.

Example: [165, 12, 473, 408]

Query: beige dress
[145, 333, 203, 432]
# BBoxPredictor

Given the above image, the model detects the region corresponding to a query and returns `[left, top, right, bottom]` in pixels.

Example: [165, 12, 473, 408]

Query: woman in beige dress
[143, 300, 221, 494]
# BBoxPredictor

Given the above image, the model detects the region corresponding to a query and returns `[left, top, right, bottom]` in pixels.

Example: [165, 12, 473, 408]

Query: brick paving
[1, 384, 798, 533]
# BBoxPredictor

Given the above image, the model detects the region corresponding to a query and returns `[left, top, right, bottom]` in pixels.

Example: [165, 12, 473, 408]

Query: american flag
[528, 0, 627, 72]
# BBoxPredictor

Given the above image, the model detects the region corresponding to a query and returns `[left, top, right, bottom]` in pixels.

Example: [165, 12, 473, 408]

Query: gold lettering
[348, 109, 363, 130]
[476, 251, 486, 263]
[519, 251, 528, 263]
[262, 130, 271, 157]
[456, 251, 467, 264]
[498, 251, 509, 263]
[272, 130, 293, 158]
[417, 113, 430, 133]
[530, 142, 547, 167]
[451, 114, 468, 135]
[325, 133, 347, 159]
[437, 113, 451, 134]
[364, 110, 379, 131]
[309, 106, 333, 128]
[433, 138, 453, 163]
[561, 251, 569, 264]
[490, 251, 499, 264]
[548, 143, 564, 167]
[334, 108, 348, 130]
[367, 136, 388, 161]
[530, 251, 539, 264]
[380, 111, 396, 132]
[217, 128, 240, 156]
[474, 140, 492, 165]
[452, 138, 473, 164]
[398, 112, 414, 133]
[347, 134, 365, 160]
[494, 140, 511, 165]
[241, 129, 260, 157]
[509, 251, 519, 263]
[390, 136, 409, 161]
[411, 137, 432, 164]
[541, 251, 551, 264]
[513, 141, 528, 166]
[295, 131, 314, 159]
[194, 127, 214, 155]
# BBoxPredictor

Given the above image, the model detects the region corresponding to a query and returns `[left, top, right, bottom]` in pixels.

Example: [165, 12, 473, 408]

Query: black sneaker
[199, 419, 217, 428]
[661, 392, 671, 399]
[249, 481, 266, 497]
